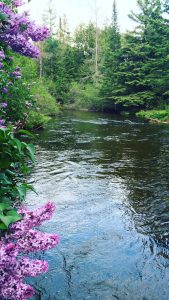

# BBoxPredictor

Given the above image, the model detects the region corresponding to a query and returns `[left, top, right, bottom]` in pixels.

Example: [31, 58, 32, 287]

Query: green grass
[136, 109, 169, 122]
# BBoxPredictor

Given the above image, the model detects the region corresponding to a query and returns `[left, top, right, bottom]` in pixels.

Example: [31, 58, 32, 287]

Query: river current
[26, 111, 169, 300]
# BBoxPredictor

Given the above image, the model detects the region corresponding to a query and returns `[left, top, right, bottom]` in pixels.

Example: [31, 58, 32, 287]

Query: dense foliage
[36, 0, 169, 117]
[0, 1, 59, 299]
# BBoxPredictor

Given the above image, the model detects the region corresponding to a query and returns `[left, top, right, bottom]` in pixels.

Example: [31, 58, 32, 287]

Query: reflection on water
[26, 111, 169, 300]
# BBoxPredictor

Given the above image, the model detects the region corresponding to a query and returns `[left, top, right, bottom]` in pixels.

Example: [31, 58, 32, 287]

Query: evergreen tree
[113, 0, 169, 110]
[100, 0, 121, 110]
[74, 22, 98, 83]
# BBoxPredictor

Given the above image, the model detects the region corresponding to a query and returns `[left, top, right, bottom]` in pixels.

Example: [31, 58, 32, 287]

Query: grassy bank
[136, 109, 169, 124]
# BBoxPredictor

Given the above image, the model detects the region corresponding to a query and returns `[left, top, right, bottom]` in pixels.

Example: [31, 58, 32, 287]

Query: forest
[10, 0, 169, 127]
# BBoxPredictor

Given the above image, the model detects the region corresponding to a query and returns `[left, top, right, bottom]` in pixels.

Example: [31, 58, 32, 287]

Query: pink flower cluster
[0, 47, 23, 96]
[12, 0, 25, 7]
[0, 202, 60, 300]
[0, 101, 7, 128]
[0, 2, 50, 58]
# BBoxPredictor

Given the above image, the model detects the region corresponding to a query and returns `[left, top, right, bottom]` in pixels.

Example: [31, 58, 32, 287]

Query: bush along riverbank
[136, 109, 169, 124]
[0, 1, 59, 299]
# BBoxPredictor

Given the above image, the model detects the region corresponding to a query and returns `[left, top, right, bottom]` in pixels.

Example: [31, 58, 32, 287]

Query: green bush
[4, 78, 34, 124]
[137, 110, 169, 121]
[30, 79, 59, 116]
[26, 111, 51, 130]
[0, 127, 35, 229]
[66, 82, 102, 111]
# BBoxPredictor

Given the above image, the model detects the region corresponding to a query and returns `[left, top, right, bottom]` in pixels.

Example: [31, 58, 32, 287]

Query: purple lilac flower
[7, 81, 13, 86]
[14, 230, 59, 253]
[0, 119, 6, 128]
[0, 202, 60, 300]
[0, 50, 5, 60]
[0, 243, 18, 269]
[2, 87, 8, 94]
[15, 66, 21, 71]
[15, 257, 49, 277]
[0, 279, 34, 300]
[12, 0, 25, 7]
[0, 3, 50, 58]
[0, 119, 5, 126]
[13, 202, 56, 233]
[0, 62, 4, 69]
[0, 102, 7, 108]
[11, 70, 22, 79]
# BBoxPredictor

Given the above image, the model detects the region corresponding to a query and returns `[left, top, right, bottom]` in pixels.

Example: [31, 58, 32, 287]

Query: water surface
[26, 111, 169, 300]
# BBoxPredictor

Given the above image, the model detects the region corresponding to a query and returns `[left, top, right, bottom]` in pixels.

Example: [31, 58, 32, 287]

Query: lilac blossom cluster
[0, 202, 60, 300]
[0, 1, 50, 58]
[0, 102, 7, 127]
[0, 47, 22, 96]
[12, 0, 25, 7]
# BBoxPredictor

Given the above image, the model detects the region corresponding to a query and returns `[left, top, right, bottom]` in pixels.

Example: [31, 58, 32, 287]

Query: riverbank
[63, 105, 169, 125]
[136, 110, 169, 124]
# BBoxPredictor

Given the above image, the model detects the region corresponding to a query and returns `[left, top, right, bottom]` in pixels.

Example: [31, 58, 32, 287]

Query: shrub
[30, 79, 59, 116]
[0, 127, 35, 203]
[26, 111, 51, 130]
[137, 110, 169, 121]
[66, 82, 102, 110]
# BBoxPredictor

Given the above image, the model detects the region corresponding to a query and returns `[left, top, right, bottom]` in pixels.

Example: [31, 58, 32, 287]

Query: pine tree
[74, 22, 98, 83]
[100, 0, 121, 110]
[113, 0, 169, 110]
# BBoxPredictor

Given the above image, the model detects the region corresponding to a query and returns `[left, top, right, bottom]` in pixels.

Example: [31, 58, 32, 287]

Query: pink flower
[12, 0, 25, 7]
[0, 50, 5, 60]
[0, 202, 60, 300]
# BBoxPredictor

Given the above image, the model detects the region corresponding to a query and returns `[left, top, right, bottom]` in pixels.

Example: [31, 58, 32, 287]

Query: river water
[26, 111, 169, 300]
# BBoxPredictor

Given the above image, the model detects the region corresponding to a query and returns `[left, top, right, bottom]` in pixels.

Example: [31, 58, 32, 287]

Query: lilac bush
[0, 2, 60, 299]
[0, 202, 60, 300]
[0, 1, 50, 58]
[0, 0, 50, 120]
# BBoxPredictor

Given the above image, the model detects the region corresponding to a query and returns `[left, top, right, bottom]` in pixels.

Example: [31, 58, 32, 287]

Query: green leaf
[19, 129, 34, 138]
[21, 162, 30, 174]
[0, 198, 12, 206]
[0, 12, 7, 22]
[13, 139, 23, 153]
[0, 203, 12, 212]
[16, 184, 27, 200]
[0, 174, 12, 185]
[21, 183, 37, 194]
[6, 210, 22, 220]
[26, 144, 35, 161]
[0, 222, 7, 230]
[0, 213, 21, 228]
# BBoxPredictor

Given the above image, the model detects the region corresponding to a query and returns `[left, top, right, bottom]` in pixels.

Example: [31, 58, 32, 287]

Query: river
[26, 111, 169, 300]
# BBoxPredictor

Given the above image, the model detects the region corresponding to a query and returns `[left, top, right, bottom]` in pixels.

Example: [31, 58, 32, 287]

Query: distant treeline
[17, 0, 169, 115]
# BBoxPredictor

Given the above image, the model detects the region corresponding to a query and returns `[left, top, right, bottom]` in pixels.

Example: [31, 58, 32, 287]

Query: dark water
[26, 111, 169, 300]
